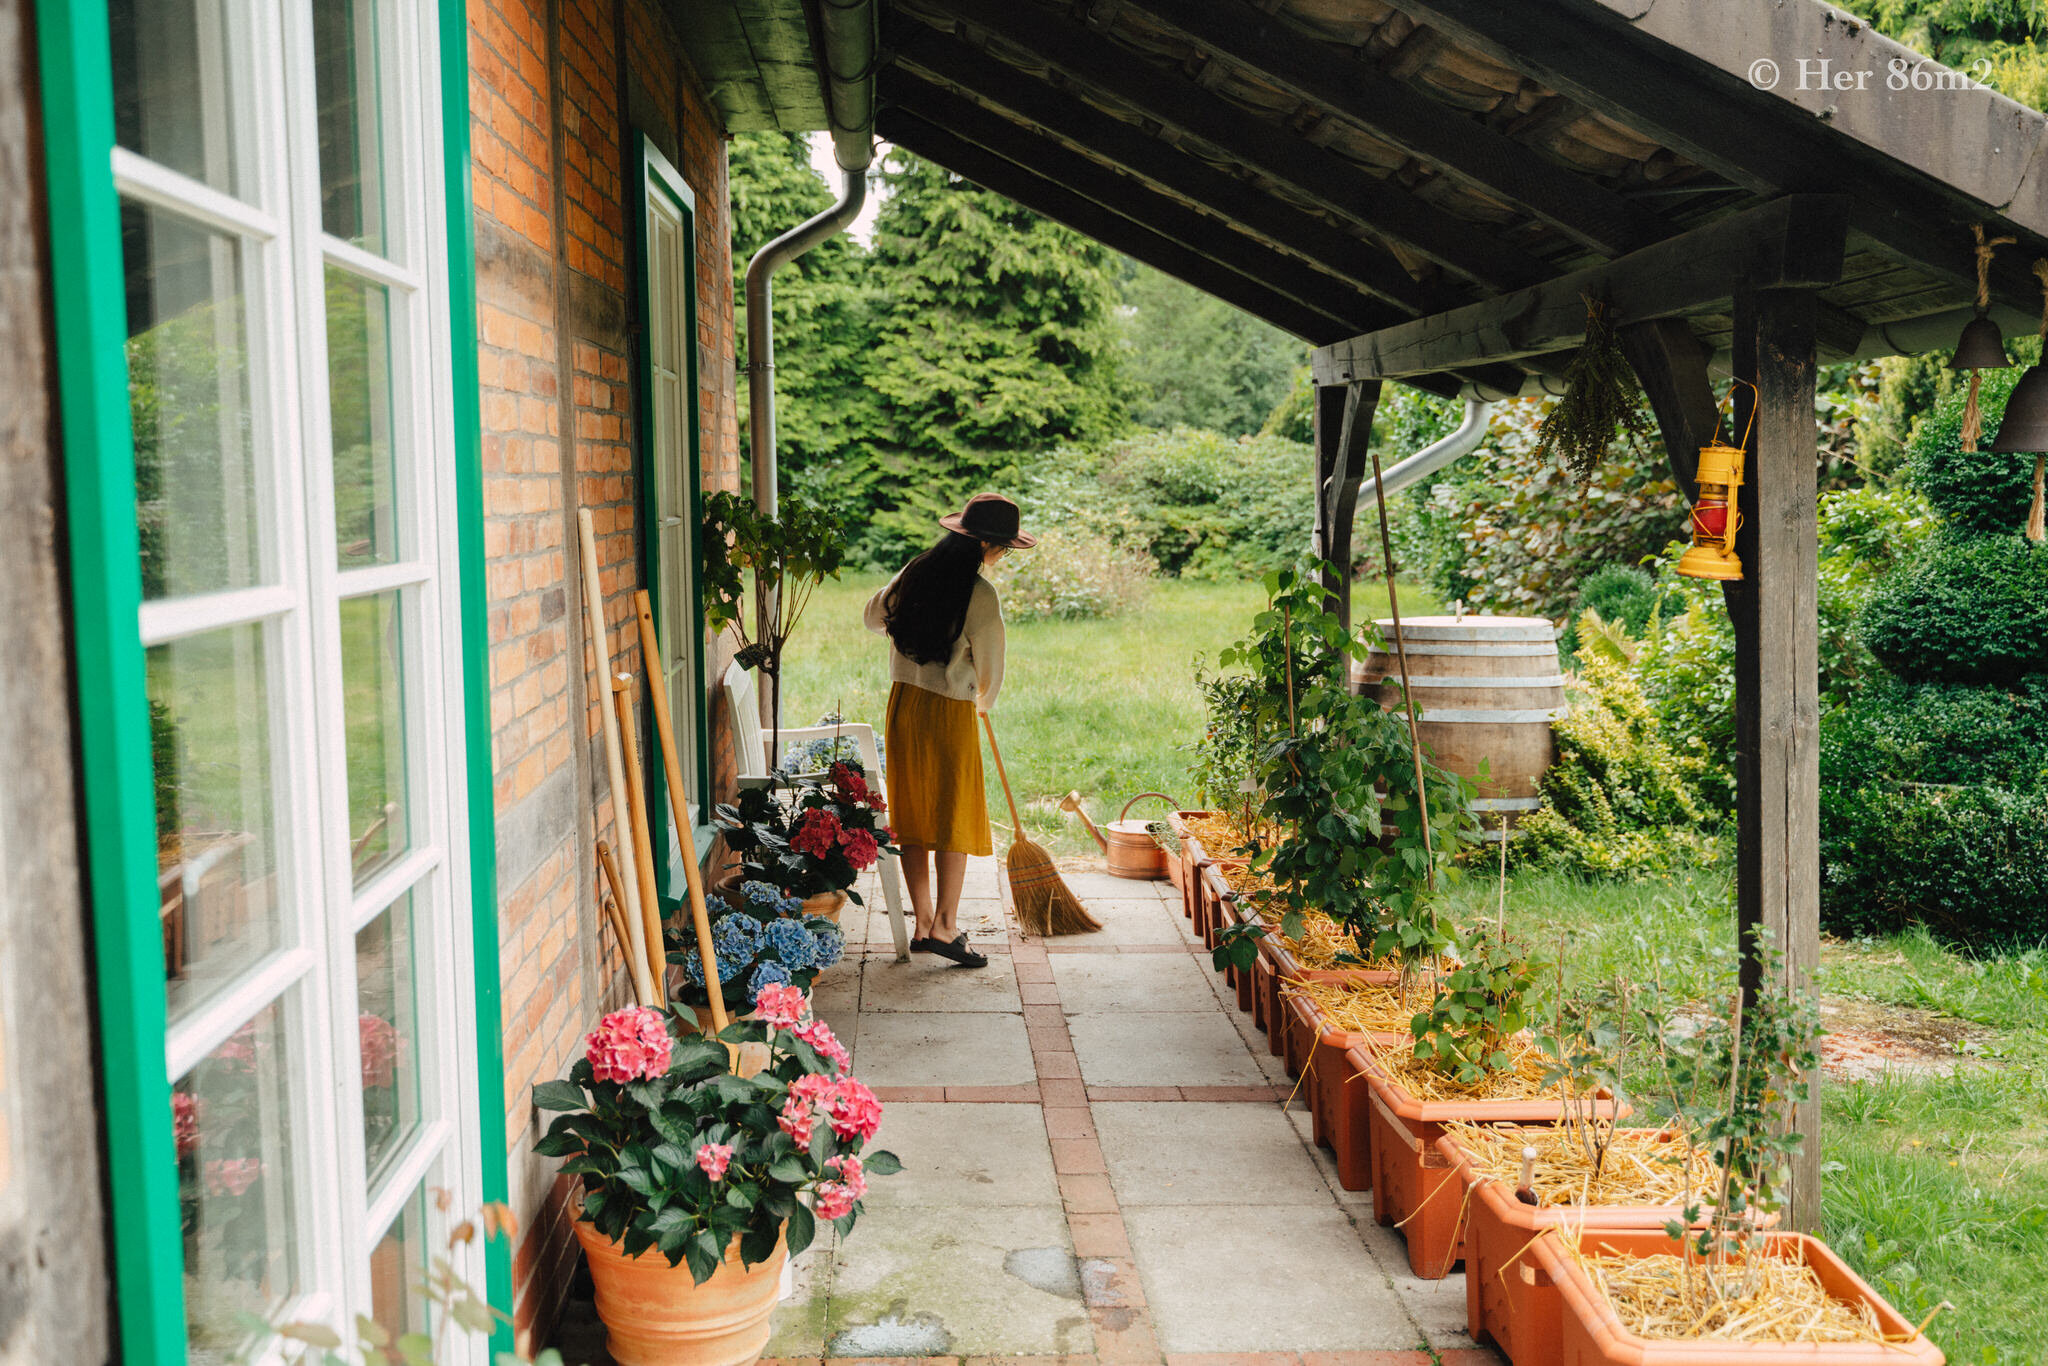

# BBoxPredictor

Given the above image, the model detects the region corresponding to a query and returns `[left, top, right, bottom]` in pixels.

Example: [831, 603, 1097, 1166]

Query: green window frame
[633, 133, 715, 904]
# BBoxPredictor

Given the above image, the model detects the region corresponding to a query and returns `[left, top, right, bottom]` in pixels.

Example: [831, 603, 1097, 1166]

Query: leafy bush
[1816, 485, 1937, 704]
[989, 525, 1153, 619]
[1906, 366, 2040, 535]
[1559, 563, 1682, 664]
[1861, 532, 2048, 685]
[1822, 676, 2048, 793]
[1518, 654, 1725, 877]
[1819, 782, 2048, 948]
[1632, 566, 1738, 812]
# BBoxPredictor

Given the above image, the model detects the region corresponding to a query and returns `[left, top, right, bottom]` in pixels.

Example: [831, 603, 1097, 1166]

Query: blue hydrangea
[747, 960, 793, 1000]
[739, 880, 803, 917]
[761, 917, 817, 971]
[811, 924, 844, 970]
[681, 945, 747, 986]
[710, 913, 764, 960]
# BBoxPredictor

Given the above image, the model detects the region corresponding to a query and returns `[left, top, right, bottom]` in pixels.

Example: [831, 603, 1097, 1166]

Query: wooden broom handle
[611, 676, 668, 997]
[578, 509, 654, 1001]
[597, 840, 654, 1005]
[633, 590, 727, 1034]
[981, 713, 1026, 836]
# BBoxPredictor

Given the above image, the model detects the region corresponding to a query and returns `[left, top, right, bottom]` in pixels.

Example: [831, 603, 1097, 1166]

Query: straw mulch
[1181, 812, 1261, 854]
[1287, 976, 1434, 1033]
[1443, 1121, 1714, 1209]
[1570, 1242, 1890, 1345]
[1366, 1034, 1563, 1102]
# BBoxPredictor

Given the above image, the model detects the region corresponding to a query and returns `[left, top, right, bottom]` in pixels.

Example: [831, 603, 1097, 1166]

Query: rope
[1365, 421, 1436, 891]
[1974, 224, 2015, 312]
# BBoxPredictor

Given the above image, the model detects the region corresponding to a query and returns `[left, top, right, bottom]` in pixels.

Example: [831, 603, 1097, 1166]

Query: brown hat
[940, 492, 1038, 549]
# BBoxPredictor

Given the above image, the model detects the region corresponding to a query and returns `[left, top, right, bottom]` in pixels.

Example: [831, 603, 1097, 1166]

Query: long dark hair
[883, 532, 990, 665]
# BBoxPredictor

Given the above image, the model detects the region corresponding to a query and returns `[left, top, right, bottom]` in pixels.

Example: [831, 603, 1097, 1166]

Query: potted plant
[714, 759, 895, 921]
[665, 880, 847, 1028]
[533, 992, 899, 1366]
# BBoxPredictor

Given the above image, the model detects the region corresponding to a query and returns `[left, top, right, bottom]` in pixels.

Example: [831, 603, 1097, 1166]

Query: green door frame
[31, 1, 513, 1358]
[632, 133, 716, 905]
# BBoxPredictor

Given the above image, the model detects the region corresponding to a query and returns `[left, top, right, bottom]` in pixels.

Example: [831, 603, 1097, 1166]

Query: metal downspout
[1355, 397, 1493, 505]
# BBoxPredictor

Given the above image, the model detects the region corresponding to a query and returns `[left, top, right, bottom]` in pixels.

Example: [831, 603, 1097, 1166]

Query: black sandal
[925, 934, 989, 969]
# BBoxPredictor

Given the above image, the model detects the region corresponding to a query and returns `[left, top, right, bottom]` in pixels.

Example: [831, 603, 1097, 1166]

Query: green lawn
[780, 573, 1438, 856]
[786, 580, 2048, 1364]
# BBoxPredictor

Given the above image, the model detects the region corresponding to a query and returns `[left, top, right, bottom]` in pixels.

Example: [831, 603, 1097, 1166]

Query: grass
[780, 572, 1438, 856]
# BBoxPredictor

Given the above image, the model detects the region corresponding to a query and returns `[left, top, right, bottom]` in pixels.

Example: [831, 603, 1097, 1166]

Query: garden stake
[1365, 432, 1436, 888]
[633, 590, 726, 1035]
[578, 508, 655, 1001]
[595, 839, 653, 1005]
[611, 673, 667, 993]
[983, 714, 1100, 936]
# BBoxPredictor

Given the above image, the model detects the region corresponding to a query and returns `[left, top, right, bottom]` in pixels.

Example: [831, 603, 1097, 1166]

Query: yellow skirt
[883, 682, 993, 856]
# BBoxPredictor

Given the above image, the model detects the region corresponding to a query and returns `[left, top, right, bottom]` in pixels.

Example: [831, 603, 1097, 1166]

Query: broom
[982, 714, 1100, 936]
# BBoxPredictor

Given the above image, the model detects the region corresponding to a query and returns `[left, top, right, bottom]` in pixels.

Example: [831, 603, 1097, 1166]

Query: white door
[112, 0, 484, 1356]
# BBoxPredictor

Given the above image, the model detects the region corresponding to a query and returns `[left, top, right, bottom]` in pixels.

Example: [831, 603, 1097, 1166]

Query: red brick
[1050, 1137, 1107, 1175]
[941, 1085, 1043, 1103]
[1066, 1212, 1131, 1259]
[1039, 1078, 1090, 1108]
[1057, 1172, 1119, 1214]
[1088, 1086, 1182, 1102]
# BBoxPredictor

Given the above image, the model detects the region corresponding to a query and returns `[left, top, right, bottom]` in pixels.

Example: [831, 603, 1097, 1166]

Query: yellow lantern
[1676, 439, 1747, 581]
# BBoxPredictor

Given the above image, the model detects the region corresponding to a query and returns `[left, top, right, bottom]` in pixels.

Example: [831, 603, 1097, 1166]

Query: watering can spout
[1061, 791, 1110, 854]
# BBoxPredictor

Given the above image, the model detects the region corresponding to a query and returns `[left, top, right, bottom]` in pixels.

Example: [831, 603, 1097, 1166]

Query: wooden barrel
[1349, 616, 1565, 836]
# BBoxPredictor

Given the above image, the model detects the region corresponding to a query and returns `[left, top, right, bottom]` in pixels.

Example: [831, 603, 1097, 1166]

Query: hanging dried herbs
[1534, 296, 1649, 483]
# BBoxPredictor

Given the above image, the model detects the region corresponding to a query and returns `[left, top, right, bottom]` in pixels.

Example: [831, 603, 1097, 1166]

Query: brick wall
[466, 0, 740, 1348]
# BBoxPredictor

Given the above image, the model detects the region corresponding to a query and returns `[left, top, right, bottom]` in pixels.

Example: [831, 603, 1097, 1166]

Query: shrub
[1558, 563, 1683, 664]
[1819, 782, 2048, 948]
[1517, 654, 1725, 877]
[1860, 532, 2048, 685]
[989, 524, 1153, 620]
[1822, 676, 2048, 794]
[1906, 366, 2040, 535]
[1633, 566, 1738, 812]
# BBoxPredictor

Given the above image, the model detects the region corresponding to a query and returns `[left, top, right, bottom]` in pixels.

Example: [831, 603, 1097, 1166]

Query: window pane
[152, 624, 283, 1021]
[109, 0, 243, 196]
[340, 590, 410, 886]
[312, 0, 387, 253]
[356, 892, 420, 1180]
[327, 267, 399, 567]
[368, 1187, 430, 1346]
[174, 999, 297, 1362]
[123, 200, 266, 600]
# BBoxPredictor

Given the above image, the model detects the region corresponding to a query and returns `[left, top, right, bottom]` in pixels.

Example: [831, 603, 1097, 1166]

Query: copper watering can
[1060, 791, 1179, 881]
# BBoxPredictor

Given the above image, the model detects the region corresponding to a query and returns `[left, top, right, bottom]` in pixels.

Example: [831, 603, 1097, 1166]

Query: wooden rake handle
[981, 713, 1027, 838]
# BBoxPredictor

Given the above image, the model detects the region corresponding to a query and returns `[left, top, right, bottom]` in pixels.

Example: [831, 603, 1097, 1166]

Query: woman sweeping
[864, 493, 1036, 968]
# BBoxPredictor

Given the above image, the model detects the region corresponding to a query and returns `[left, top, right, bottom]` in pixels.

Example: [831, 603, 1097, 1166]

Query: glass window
[109, 0, 244, 196]
[312, 0, 387, 253]
[150, 623, 283, 1021]
[326, 266, 399, 568]
[355, 892, 420, 1181]
[340, 589, 409, 886]
[123, 200, 266, 601]
[173, 1000, 297, 1363]
[367, 1187, 429, 1348]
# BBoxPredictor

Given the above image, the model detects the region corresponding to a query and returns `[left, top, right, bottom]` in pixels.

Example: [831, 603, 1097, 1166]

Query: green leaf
[862, 1149, 904, 1176]
[278, 1321, 344, 1349]
[786, 1202, 818, 1257]
[532, 1079, 585, 1111]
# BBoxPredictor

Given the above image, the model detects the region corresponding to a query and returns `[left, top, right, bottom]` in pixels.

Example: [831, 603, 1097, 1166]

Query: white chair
[722, 661, 910, 960]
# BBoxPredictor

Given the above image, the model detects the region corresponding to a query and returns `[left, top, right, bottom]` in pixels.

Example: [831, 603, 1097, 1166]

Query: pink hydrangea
[795, 1020, 850, 1072]
[584, 1006, 673, 1085]
[825, 1153, 867, 1200]
[839, 826, 880, 872]
[823, 1077, 883, 1143]
[204, 1158, 262, 1197]
[777, 1096, 815, 1146]
[813, 1179, 857, 1221]
[754, 982, 808, 1029]
[790, 808, 842, 859]
[172, 1092, 204, 1159]
[694, 1142, 734, 1182]
[212, 1022, 257, 1071]
[359, 1013, 401, 1089]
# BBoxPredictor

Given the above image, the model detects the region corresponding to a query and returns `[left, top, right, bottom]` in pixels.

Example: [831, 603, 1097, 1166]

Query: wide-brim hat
[940, 492, 1038, 549]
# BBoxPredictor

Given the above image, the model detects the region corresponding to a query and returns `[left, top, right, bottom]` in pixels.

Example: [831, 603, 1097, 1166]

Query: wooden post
[1312, 378, 1381, 626]
[1729, 285, 1823, 1233]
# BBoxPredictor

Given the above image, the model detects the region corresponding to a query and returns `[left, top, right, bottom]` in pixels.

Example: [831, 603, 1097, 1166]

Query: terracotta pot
[573, 1218, 787, 1366]
[1439, 1129, 1693, 1366]
[1277, 971, 1401, 1192]
[1528, 1227, 1943, 1366]
[1348, 1042, 1624, 1281]
[711, 874, 847, 927]
[1166, 812, 1210, 922]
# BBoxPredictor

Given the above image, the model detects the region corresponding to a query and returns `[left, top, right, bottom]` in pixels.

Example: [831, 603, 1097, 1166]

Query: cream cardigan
[863, 571, 1006, 711]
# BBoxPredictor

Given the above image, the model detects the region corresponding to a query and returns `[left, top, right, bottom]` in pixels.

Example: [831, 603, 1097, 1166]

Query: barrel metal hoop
[1367, 674, 1567, 689]
[1471, 797, 1542, 811]
[1416, 707, 1570, 723]
[1381, 624, 1558, 643]
[1358, 643, 1559, 657]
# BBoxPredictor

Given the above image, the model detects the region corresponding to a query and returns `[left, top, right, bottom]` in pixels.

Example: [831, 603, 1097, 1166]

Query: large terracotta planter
[1166, 811, 1213, 923]
[712, 875, 847, 927]
[1349, 1041, 1621, 1280]
[573, 1218, 788, 1366]
[1278, 971, 1400, 1191]
[1527, 1227, 1943, 1366]
[1439, 1129, 1695, 1366]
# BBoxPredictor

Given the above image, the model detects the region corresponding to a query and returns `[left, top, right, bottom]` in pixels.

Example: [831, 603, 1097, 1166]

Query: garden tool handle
[1118, 792, 1180, 823]
[1062, 791, 1109, 854]
[981, 714, 1027, 837]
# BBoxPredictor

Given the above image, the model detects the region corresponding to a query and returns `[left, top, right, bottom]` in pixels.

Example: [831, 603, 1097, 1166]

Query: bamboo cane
[596, 840, 654, 1005]
[611, 674, 668, 997]
[633, 591, 727, 1033]
[578, 509, 655, 1003]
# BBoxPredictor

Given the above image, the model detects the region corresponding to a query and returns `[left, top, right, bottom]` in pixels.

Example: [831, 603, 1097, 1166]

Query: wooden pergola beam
[888, 75, 1399, 333]
[876, 110, 1355, 342]
[1311, 195, 1850, 384]
[888, 29, 1451, 317]
[1116, 0, 1676, 258]
[1620, 318, 1723, 499]
[918, 0, 1554, 292]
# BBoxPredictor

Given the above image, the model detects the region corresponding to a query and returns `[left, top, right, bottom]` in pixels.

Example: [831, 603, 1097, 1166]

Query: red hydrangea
[791, 808, 843, 859]
[839, 826, 880, 872]
[172, 1092, 204, 1159]
[584, 1006, 673, 1084]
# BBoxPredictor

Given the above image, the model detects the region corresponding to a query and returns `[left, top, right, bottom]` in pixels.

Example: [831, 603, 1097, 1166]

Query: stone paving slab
[861, 954, 1025, 1012]
[1067, 1011, 1267, 1088]
[1056, 898, 1187, 946]
[1094, 1103, 1331, 1207]
[854, 1010, 1038, 1088]
[869, 1102, 1059, 1207]
[1123, 1206, 1420, 1353]
[1052, 954, 1219, 1014]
